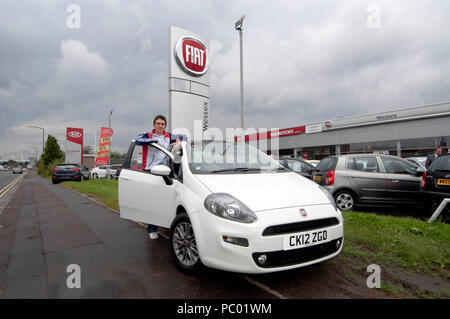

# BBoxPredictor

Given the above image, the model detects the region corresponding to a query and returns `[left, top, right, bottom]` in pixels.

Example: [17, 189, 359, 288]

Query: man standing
[425, 147, 442, 169]
[135, 115, 182, 240]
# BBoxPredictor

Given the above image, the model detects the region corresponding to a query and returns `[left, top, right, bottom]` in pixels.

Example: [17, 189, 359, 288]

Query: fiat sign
[175, 36, 209, 76]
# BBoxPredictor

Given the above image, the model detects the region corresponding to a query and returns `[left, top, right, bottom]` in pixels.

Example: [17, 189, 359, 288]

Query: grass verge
[341, 211, 449, 276]
[63, 179, 119, 211]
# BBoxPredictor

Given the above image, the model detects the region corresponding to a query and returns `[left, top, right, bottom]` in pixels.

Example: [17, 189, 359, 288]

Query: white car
[118, 140, 344, 274]
[406, 157, 427, 170]
[90, 164, 121, 179]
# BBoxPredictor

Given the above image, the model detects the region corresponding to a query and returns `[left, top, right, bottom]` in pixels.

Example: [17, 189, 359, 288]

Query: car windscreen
[315, 157, 338, 172]
[430, 156, 450, 172]
[187, 141, 286, 174]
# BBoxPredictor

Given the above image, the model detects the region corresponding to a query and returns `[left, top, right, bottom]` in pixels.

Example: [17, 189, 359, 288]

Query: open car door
[118, 141, 179, 227]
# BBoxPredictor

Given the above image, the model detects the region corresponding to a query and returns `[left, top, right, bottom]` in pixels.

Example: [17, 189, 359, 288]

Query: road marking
[240, 275, 288, 299]
[0, 174, 25, 199]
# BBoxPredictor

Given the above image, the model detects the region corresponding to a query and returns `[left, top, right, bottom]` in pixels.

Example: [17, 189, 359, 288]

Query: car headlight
[204, 193, 257, 223]
[319, 186, 338, 211]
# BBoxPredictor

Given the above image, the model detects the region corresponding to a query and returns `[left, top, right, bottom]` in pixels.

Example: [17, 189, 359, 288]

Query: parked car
[305, 160, 320, 167]
[420, 154, 450, 217]
[90, 164, 121, 179]
[312, 154, 425, 211]
[12, 167, 23, 174]
[406, 157, 427, 170]
[278, 157, 314, 179]
[115, 166, 122, 178]
[119, 140, 344, 274]
[52, 163, 90, 184]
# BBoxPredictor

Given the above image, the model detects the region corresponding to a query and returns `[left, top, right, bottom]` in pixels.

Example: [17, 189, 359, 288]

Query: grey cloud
[1, 0, 449, 159]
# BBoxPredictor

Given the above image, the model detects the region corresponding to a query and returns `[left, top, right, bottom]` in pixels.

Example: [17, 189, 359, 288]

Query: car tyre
[52, 179, 58, 184]
[334, 190, 356, 211]
[169, 212, 203, 274]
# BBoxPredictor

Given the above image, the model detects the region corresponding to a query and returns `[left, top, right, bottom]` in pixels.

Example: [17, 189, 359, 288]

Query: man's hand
[172, 139, 181, 151]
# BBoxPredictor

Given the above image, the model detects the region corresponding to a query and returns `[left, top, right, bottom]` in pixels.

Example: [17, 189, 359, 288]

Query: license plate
[283, 229, 329, 250]
[437, 179, 450, 185]
[313, 175, 321, 182]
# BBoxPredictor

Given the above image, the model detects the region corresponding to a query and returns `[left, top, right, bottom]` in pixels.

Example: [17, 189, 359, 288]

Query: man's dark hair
[153, 115, 167, 125]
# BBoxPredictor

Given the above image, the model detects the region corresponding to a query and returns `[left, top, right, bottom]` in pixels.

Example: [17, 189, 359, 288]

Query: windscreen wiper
[211, 167, 262, 173]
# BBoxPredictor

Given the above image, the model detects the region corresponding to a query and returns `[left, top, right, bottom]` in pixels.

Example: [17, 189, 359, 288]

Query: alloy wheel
[172, 221, 199, 267]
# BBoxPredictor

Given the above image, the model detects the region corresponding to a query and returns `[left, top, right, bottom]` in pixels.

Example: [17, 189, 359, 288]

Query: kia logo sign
[325, 121, 332, 128]
[175, 36, 209, 76]
[68, 131, 82, 138]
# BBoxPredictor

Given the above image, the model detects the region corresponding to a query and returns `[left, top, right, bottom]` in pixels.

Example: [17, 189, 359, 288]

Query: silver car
[312, 154, 425, 211]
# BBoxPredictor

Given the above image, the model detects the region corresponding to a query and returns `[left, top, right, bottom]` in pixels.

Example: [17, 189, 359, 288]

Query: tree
[110, 151, 126, 165]
[42, 135, 64, 166]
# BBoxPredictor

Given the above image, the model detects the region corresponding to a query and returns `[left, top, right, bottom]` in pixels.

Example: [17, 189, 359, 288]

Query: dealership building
[244, 101, 450, 160]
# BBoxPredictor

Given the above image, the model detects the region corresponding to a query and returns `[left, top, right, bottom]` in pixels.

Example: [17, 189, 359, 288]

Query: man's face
[153, 119, 166, 134]
[436, 148, 442, 155]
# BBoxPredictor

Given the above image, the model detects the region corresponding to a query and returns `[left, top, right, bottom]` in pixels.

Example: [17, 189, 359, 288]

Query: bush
[37, 157, 64, 177]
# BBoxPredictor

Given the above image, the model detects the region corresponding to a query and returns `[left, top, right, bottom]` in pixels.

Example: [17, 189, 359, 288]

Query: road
[0, 172, 391, 299]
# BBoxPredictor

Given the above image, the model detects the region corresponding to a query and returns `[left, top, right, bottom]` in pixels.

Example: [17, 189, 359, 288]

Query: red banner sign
[66, 127, 83, 164]
[95, 127, 114, 166]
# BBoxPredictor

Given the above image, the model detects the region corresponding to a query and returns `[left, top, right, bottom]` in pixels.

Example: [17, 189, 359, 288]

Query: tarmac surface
[0, 172, 391, 299]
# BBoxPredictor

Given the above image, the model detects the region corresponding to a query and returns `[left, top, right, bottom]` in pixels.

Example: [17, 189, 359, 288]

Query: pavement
[0, 172, 276, 299]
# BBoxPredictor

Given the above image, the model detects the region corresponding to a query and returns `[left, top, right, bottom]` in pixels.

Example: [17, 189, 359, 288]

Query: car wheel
[169, 213, 203, 273]
[334, 190, 356, 211]
[52, 180, 58, 184]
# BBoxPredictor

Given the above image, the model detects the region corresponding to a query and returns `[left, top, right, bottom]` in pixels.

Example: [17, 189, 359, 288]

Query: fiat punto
[118, 140, 344, 274]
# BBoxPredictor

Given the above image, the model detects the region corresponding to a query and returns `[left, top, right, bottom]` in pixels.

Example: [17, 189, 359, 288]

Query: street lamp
[28, 125, 45, 159]
[235, 15, 246, 132]
[107, 109, 113, 179]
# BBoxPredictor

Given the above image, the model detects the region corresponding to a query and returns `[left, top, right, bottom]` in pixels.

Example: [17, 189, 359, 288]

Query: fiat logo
[300, 208, 307, 218]
[175, 36, 209, 76]
[68, 131, 82, 138]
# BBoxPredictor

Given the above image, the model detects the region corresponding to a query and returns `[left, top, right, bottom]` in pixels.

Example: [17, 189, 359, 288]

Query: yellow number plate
[437, 179, 450, 185]
[313, 175, 321, 182]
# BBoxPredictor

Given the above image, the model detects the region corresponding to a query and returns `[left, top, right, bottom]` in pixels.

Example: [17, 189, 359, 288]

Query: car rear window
[430, 155, 450, 172]
[56, 164, 78, 169]
[315, 157, 338, 171]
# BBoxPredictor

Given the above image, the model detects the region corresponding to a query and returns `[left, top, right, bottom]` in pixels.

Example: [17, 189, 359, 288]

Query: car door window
[129, 145, 144, 171]
[286, 160, 304, 173]
[382, 157, 416, 174]
[347, 157, 380, 173]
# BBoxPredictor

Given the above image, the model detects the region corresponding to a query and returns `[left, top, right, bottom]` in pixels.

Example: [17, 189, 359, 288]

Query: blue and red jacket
[135, 130, 184, 170]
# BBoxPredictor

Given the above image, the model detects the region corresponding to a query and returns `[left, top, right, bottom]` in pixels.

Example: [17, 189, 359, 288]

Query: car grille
[252, 238, 342, 268]
[262, 217, 340, 236]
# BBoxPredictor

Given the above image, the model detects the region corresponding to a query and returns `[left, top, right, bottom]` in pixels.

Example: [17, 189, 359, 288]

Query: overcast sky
[1, 0, 449, 161]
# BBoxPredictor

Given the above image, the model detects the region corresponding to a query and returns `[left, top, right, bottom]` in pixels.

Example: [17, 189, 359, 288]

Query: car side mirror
[416, 167, 425, 176]
[150, 165, 171, 176]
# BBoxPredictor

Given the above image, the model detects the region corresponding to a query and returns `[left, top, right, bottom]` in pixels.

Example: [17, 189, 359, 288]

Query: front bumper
[190, 203, 344, 274]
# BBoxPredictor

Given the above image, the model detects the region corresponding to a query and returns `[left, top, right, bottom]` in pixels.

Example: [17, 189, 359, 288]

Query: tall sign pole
[169, 26, 210, 139]
[235, 15, 246, 131]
